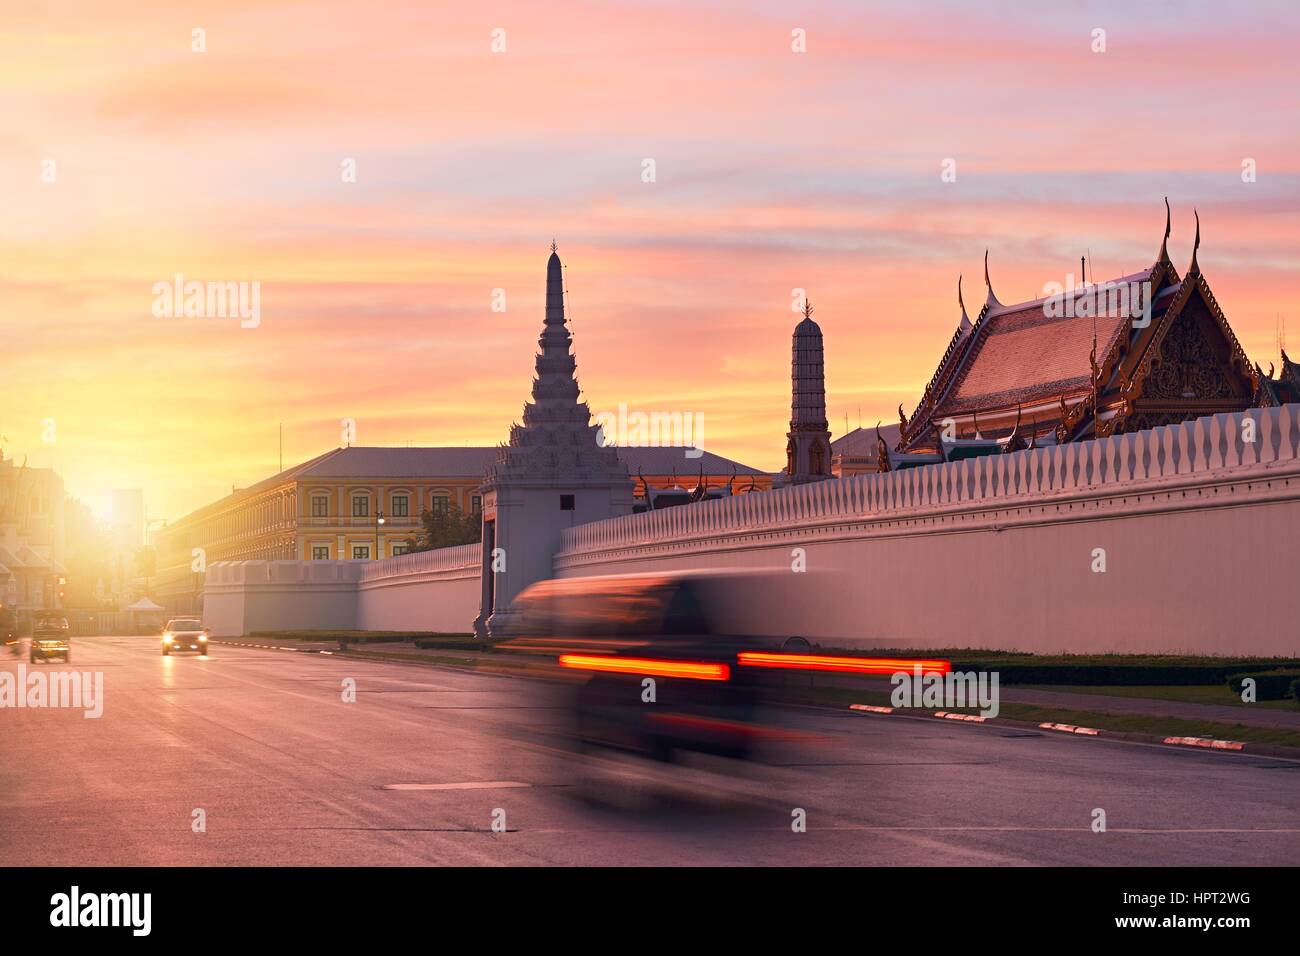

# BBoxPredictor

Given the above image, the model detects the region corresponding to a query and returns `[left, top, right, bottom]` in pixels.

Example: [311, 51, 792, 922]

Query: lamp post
[375, 510, 386, 560]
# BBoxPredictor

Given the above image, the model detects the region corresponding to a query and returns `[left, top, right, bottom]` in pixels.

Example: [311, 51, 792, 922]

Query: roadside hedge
[1226, 671, 1300, 701]
[952, 662, 1300, 686]
[249, 630, 471, 645]
[413, 636, 484, 651]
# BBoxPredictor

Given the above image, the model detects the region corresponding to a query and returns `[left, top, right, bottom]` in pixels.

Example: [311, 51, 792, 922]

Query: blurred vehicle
[162, 618, 209, 656]
[30, 614, 70, 663]
[503, 572, 796, 766]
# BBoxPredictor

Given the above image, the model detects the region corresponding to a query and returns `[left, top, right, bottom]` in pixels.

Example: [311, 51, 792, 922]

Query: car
[161, 618, 210, 656]
[502, 572, 774, 766]
[30, 614, 70, 663]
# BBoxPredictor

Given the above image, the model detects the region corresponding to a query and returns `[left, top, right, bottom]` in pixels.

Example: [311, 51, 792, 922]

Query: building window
[311, 546, 330, 560]
[391, 495, 409, 517]
[392, 544, 410, 557]
[352, 496, 369, 518]
[560, 494, 575, 511]
[352, 545, 370, 560]
[431, 495, 449, 515]
[311, 496, 328, 518]
[471, 495, 482, 513]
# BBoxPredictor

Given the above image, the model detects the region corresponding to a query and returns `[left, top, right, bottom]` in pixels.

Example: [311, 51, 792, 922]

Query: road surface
[2, 635, 1297, 866]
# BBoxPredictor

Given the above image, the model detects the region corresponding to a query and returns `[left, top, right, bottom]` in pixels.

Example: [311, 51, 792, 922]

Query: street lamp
[375, 510, 386, 560]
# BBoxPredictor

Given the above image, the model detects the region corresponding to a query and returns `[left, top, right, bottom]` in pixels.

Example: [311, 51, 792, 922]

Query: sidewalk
[846, 676, 1300, 730]
[217, 638, 1300, 731]
[1000, 686, 1300, 731]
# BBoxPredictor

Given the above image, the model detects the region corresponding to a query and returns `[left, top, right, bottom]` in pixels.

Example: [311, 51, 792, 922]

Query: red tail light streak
[557, 654, 731, 681]
[737, 652, 951, 675]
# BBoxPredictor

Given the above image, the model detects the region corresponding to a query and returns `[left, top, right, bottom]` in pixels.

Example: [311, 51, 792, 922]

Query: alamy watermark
[152, 274, 261, 328]
[594, 404, 705, 457]
[890, 665, 999, 718]
[1042, 273, 1152, 329]
[50, 886, 150, 936]
[0, 666, 104, 718]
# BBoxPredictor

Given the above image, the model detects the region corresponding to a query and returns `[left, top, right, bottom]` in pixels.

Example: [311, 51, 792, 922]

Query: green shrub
[1226, 671, 1300, 701]
[413, 636, 483, 651]
[975, 663, 1299, 687]
[250, 630, 446, 644]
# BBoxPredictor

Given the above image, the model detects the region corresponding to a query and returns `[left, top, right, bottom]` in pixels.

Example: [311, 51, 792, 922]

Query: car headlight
[199, 634, 208, 641]
[162, 633, 173, 642]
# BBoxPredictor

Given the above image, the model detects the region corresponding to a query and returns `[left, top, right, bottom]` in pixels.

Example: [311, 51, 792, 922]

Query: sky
[3, 0, 1299, 523]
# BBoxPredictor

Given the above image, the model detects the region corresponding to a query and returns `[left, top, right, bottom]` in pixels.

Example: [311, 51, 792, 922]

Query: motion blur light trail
[557, 654, 731, 681]
[736, 652, 951, 675]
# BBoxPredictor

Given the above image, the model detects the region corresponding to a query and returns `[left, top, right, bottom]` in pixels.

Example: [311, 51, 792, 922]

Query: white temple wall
[205, 544, 479, 637]
[204, 409, 1300, 655]
[553, 407, 1300, 657]
[355, 543, 480, 633]
[204, 560, 362, 637]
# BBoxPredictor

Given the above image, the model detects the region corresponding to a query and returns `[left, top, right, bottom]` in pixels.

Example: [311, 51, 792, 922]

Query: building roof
[831, 424, 900, 459]
[15, 546, 47, 568]
[619, 446, 767, 477]
[297, 447, 499, 480]
[286, 445, 767, 480]
[936, 269, 1156, 416]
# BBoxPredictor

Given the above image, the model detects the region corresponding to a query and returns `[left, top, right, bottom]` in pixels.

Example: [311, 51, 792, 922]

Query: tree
[404, 504, 481, 553]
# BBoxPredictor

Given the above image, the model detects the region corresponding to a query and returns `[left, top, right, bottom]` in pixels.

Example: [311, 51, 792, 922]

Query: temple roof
[936, 269, 1159, 415]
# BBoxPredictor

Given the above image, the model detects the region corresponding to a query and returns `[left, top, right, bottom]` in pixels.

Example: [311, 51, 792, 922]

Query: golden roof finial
[1159, 196, 1172, 262]
[1190, 209, 1201, 274]
[983, 250, 1001, 308]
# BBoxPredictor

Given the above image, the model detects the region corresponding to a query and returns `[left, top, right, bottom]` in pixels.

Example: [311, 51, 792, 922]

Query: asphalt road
[2, 635, 1297, 866]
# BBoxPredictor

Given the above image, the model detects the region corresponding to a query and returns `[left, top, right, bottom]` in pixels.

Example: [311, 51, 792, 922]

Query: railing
[357, 542, 480, 581]
[559, 406, 1300, 556]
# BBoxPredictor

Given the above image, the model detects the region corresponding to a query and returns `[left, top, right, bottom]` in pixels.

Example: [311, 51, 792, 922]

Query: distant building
[0, 452, 67, 612]
[110, 488, 144, 552]
[153, 444, 767, 615]
[831, 423, 900, 477]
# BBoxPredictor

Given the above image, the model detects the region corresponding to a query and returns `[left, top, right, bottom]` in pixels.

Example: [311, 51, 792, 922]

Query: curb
[212, 640, 302, 653]
[1039, 721, 1102, 736]
[1162, 735, 1245, 751]
[847, 703, 1298, 760]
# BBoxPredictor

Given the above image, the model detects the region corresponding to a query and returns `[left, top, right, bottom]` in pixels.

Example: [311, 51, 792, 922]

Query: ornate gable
[1108, 271, 1258, 434]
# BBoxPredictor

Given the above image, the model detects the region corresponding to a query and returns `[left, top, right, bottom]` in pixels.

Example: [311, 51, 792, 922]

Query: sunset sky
[3, 0, 1299, 524]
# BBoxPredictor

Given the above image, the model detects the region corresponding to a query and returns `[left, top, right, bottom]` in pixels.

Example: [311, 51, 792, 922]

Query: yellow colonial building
[154, 445, 769, 615]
